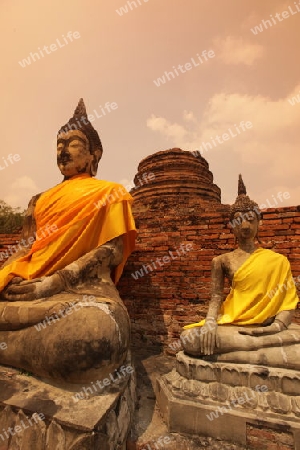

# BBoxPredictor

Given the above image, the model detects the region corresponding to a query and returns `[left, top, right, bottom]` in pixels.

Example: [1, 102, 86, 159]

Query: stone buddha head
[229, 175, 261, 243]
[57, 99, 103, 179]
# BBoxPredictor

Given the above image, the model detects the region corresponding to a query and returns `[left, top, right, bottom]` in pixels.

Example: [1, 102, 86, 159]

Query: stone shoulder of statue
[0, 99, 136, 383]
[181, 175, 300, 370]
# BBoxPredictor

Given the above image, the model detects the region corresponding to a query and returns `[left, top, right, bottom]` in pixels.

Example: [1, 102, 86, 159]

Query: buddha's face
[57, 130, 93, 178]
[231, 210, 259, 242]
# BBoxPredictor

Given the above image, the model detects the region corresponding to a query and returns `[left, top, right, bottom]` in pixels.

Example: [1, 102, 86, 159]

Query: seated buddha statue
[0, 99, 136, 383]
[181, 176, 300, 370]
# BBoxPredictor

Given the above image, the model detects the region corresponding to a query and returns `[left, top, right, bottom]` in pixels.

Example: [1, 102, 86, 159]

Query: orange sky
[0, 0, 299, 209]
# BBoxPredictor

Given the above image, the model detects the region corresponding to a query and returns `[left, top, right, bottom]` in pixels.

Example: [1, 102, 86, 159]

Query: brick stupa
[118, 148, 300, 349]
[131, 148, 221, 202]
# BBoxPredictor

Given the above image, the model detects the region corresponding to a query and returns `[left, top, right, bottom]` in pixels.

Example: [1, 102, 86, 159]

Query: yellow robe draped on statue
[184, 248, 299, 329]
[0, 173, 137, 292]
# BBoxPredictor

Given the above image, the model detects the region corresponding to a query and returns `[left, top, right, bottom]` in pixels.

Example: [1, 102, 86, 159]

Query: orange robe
[0, 173, 136, 292]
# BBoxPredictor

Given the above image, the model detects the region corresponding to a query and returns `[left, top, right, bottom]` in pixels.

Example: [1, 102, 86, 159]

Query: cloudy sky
[1, 0, 300, 209]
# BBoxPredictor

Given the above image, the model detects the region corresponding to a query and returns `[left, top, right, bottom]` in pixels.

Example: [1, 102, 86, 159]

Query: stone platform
[0, 359, 136, 450]
[156, 351, 300, 449]
[127, 346, 248, 450]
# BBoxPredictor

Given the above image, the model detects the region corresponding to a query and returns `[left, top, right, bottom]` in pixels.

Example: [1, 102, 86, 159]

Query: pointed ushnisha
[73, 98, 87, 118]
[229, 174, 261, 220]
[238, 174, 247, 196]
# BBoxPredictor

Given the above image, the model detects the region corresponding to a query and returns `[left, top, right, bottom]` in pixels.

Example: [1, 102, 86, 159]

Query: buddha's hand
[200, 319, 220, 355]
[2, 274, 65, 301]
[239, 322, 283, 336]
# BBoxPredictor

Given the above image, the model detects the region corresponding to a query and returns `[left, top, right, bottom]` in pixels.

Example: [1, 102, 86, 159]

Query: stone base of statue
[156, 351, 300, 449]
[0, 354, 136, 450]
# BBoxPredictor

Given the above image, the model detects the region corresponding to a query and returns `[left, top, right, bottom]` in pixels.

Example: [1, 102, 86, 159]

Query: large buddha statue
[181, 176, 300, 369]
[0, 99, 136, 383]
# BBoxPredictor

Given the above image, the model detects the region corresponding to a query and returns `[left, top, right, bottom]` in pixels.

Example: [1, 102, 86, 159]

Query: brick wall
[0, 233, 22, 267]
[246, 422, 295, 449]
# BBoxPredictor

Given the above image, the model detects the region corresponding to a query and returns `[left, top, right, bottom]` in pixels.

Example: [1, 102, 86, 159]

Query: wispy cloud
[213, 36, 264, 65]
[147, 87, 300, 204]
[4, 176, 40, 209]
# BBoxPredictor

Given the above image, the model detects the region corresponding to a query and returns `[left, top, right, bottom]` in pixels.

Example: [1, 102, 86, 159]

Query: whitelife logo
[131, 243, 193, 280]
[116, 0, 150, 16]
[288, 90, 300, 106]
[229, 191, 291, 231]
[18, 32, 81, 68]
[72, 364, 134, 402]
[192, 121, 253, 156]
[0, 224, 58, 262]
[153, 50, 215, 87]
[0, 154, 21, 171]
[250, 2, 300, 35]
[0, 413, 45, 442]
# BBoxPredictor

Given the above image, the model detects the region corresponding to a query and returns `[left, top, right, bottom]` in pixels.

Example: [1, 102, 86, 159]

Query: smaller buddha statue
[181, 176, 300, 369]
[0, 99, 136, 383]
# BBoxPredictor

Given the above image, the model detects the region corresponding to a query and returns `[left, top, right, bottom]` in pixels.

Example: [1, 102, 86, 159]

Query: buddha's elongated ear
[256, 216, 262, 243]
[90, 147, 102, 176]
[90, 155, 98, 177]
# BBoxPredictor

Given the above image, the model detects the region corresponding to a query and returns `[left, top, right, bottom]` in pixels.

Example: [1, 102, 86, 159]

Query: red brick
[265, 213, 284, 219]
[208, 224, 226, 229]
[268, 224, 289, 230]
[265, 219, 283, 225]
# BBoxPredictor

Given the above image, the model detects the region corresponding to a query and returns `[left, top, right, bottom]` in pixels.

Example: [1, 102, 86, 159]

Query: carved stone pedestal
[0, 359, 136, 450]
[156, 351, 300, 449]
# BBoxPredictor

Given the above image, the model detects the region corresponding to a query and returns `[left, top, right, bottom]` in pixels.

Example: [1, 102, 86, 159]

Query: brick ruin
[0, 233, 22, 265]
[118, 148, 300, 348]
[0, 148, 300, 350]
